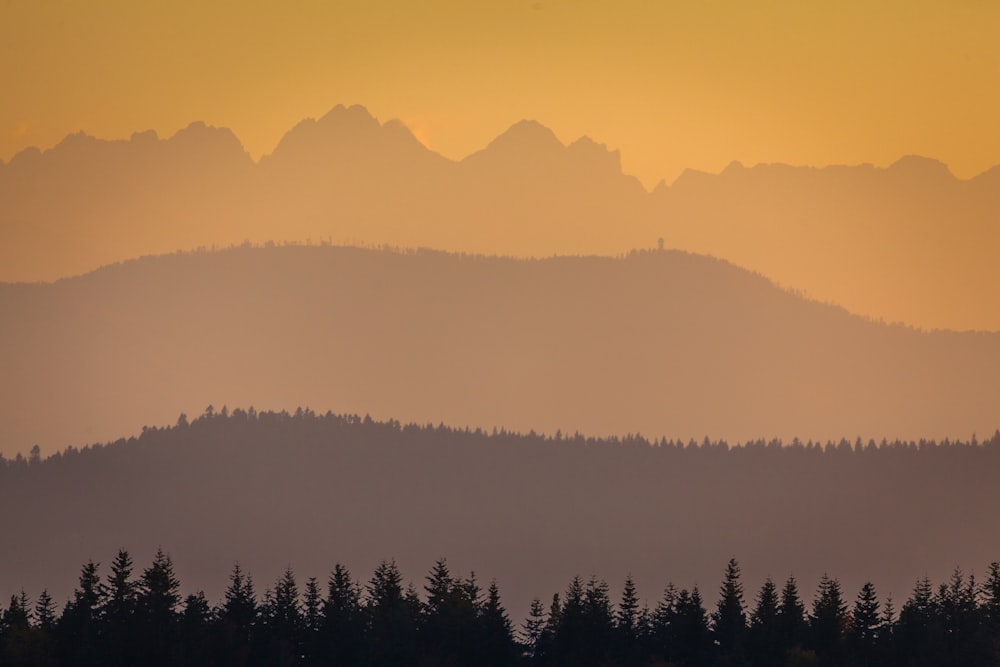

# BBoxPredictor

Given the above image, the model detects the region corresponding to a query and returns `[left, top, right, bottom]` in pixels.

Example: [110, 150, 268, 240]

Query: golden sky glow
[3, 0, 1000, 188]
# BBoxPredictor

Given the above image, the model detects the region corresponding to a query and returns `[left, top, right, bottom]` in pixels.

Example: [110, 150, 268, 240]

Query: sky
[3, 0, 1000, 189]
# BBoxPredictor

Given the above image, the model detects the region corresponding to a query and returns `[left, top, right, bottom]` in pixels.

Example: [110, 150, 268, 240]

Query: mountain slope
[1, 245, 997, 457]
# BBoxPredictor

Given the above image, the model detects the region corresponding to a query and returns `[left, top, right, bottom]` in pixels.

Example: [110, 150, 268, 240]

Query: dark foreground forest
[3, 409, 1000, 629]
[2, 549, 1000, 667]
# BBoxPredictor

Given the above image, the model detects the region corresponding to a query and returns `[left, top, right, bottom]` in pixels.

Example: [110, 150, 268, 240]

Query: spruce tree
[58, 560, 105, 667]
[478, 580, 516, 667]
[322, 563, 364, 666]
[713, 557, 747, 662]
[778, 576, 807, 649]
[616, 575, 641, 667]
[749, 578, 781, 667]
[366, 560, 417, 667]
[102, 548, 137, 667]
[34, 590, 57, 633]
[268, 567, 302, 666]
[522, 598, 546, 659]
[302, 577, 322, 665]
[217, 562, 258, 664]
[810, 574, 847, 666]
[135, 549, 181, 667]
[180, 592, 213, 667]
[850, 581, 880, 667]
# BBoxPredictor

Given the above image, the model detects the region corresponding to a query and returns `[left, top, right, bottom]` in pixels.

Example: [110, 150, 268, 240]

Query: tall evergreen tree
[34, 590, 57, 633]
[650, 583, 678, 664]
[366, 560, 417, 667]
[615, 575, 641, 667]
[478, 580, 516, 667]
[749, 577, 782, 667]
[778, 576, 807, 650]
[897, 577, 938, 667]
[673, 587, 711, 667]
[849, 581, 880, 667]
[984, 562, 1000, 665]
[57, 560, 105, 667]
[217, 563, 258, 667]
[534, 593, 561, 667]
[102, 548, 137, 667]
[180, 592, 213, 667]
[301, 577, 322, 666]
[421, 558, 460, 665]
[522, 598, 547, 660]
[810, 574, 848, 667]
[713, 557, 748, 664]
[582, 575, 615, 665]
[268, 567, 302, 666]
[935, 568, 982, 666]
[321, 563, 364, 666]
[136, 548, 181, 667]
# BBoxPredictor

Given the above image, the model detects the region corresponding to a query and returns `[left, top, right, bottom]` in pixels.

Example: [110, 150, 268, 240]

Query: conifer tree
[650, 583, 678, 663]
[478, 580, 516, 667]
[673, 587, 710, 667]
[522, 598, 546, 658]
[810, 574, 847, 666]
[180, 592, 213, 667]
[58, 560, 105, 667]
[34, 590, 57, 633]
[984, 562, 1000, 664]
[713, 557, 747, 661]
[102, 548, 137, 667]
[366, 560, 417, 667]
[217, 562, 258, 666]
[322, 563, 364, 666]
[897, 576, 937, 666]
[749, 577, 782, 667]
[136, 548, 181, 667]
[421, 558, 459, 664]
[850, 581, 880, 667]
[615, 575, 642, 667]
[302, 576, 322, 665]
[778, 576, 807, 649]
[268, 567, 302, 666]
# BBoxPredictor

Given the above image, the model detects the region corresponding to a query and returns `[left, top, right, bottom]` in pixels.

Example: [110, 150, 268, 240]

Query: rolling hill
[1, 245, 997, 459]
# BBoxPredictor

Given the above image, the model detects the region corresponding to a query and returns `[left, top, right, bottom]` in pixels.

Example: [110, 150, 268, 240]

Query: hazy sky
[3, 0, 999, 188]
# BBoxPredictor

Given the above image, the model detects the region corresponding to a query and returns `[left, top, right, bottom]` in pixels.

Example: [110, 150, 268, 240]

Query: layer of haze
[2, 246, 998, 460]
[3, 1, 1000, 189]
[2, 412, 999, 623]
[2, 106, 998, 331]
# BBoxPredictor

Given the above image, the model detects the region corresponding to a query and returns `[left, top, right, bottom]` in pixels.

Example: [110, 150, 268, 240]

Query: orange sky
[3, 0, 999, 189]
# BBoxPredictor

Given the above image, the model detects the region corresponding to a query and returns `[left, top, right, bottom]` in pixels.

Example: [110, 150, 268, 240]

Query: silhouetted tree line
[3, 553, 1000, 667]
[3, 406, 999, 473]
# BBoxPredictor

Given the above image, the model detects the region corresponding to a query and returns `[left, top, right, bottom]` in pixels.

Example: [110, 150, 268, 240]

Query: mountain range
[2, 104, 998, 330]
[1, 245, 997, 459]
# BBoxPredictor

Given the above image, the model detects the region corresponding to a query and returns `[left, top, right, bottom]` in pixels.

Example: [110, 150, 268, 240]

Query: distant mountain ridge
[1, 245, 997, 459]
[1, 104, 998, 330]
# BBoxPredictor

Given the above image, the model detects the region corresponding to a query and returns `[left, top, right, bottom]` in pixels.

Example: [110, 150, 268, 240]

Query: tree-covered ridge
[4, 405, 999, 471]
[2, 551, 1000, 667]
[3, 408, 1000, 622]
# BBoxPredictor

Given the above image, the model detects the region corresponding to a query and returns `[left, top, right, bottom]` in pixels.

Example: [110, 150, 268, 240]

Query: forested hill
[2, 245, 999, 457]
[2, 409, 999, 623]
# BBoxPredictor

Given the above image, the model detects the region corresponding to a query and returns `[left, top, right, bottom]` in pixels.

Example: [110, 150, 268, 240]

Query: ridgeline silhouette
[2, 549, 999, 667]
[1, 245, 998, 457]
[2, 408, 999, 630]
[2, 104, 998, 330]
